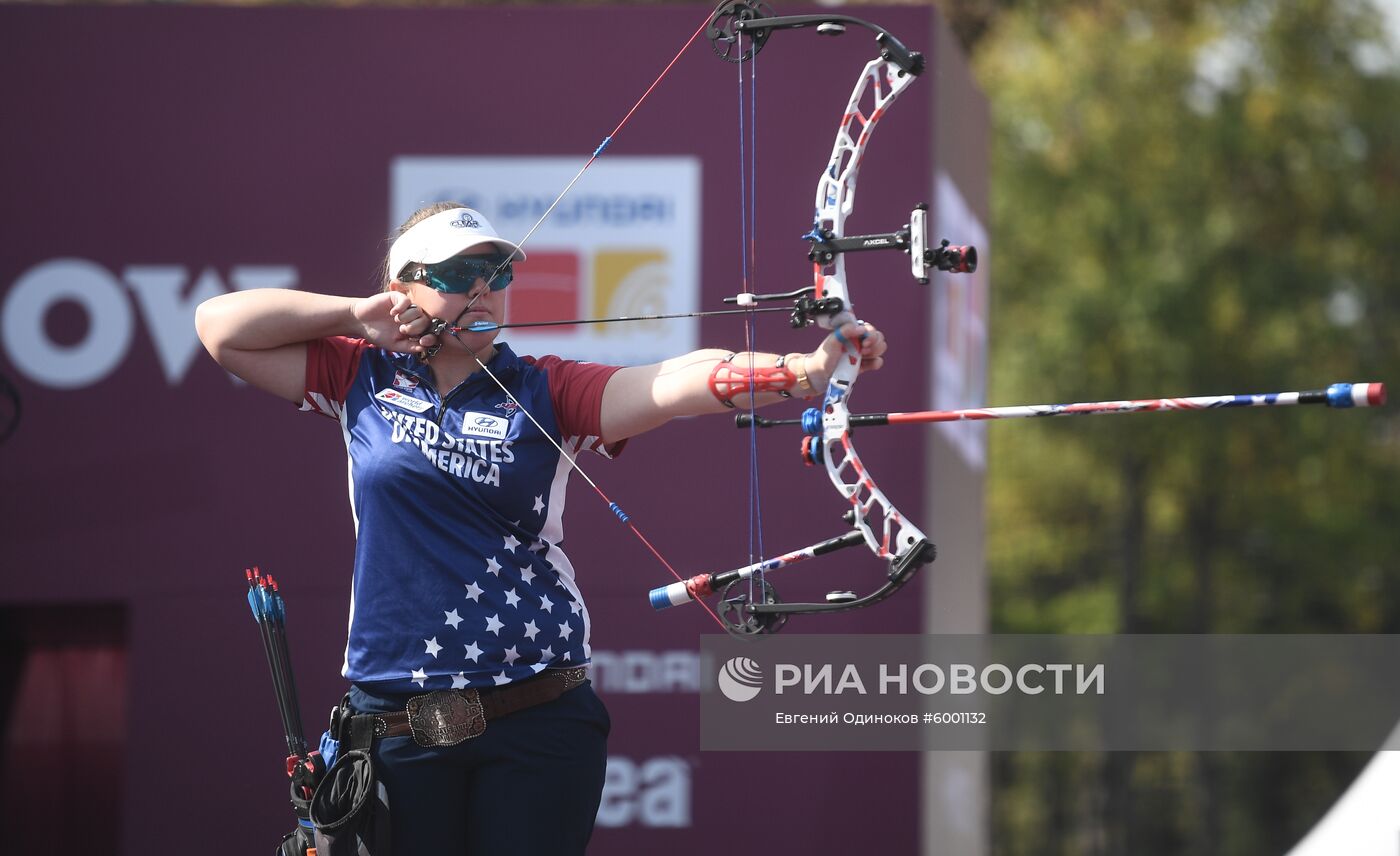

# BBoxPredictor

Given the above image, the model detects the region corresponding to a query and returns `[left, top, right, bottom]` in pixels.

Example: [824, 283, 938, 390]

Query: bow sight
[722, 205, 980, 327]
[807, 204, 978, 285]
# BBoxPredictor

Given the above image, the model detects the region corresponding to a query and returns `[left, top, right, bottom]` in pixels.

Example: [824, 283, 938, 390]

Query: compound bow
[456, 1, 977, 637]
[645, 1, 977, 634]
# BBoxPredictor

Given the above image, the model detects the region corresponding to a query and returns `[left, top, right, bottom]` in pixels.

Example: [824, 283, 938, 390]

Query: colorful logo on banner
[507, 251, 581, 331]
[390, 156, 700, 366]
[592, 250, 669, 336]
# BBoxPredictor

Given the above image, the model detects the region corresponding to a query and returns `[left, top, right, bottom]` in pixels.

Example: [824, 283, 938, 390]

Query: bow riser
[805, 52, 933, 575]
[819, 351, 933, 565]
[812, 58, 919, 328]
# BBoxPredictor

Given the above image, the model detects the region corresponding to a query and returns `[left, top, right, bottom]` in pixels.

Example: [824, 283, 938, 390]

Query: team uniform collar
[389, 342, 523, 391]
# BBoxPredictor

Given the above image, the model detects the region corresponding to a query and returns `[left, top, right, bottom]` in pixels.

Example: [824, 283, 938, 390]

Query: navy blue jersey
[301, 337, 623, 693]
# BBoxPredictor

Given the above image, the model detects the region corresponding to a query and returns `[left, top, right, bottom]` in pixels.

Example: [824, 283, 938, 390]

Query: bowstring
[472, 13, 715, 299]
[738, 38, 768, 609]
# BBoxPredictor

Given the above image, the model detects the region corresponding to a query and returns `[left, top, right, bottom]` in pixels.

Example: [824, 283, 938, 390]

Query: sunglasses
[404, 254, 514, 293]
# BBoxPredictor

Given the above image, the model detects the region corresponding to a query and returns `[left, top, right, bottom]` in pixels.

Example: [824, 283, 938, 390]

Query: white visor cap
[388, 208, 526, 279]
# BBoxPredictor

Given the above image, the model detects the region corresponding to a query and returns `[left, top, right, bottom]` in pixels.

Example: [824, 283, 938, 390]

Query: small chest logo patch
[375, 388, 433, 414]
[462, 412, 510, 440]
[392, 371, 420, 391]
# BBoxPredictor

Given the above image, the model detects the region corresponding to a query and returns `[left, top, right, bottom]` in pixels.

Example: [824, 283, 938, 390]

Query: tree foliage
[971, 0, 1400, 851]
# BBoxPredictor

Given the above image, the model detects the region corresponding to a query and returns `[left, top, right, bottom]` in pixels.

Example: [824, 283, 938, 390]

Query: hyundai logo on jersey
[462, 412, 509, 440]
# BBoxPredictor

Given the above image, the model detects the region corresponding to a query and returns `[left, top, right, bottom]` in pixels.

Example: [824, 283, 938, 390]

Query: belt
[354, 666, 588, 748]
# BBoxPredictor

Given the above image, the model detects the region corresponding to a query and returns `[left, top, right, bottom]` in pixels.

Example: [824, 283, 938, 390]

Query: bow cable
[440, 9, 739, 632]
[737, 33, 770, 609]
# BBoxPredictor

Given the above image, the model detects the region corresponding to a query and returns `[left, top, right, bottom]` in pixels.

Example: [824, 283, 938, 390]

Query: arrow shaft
[875, 384, 1386, 425]
[252, 594, 298, 752]
[459, 305, 794, 334]
[737, 383, 1386, 429]
[267, 614, 307, 755]
[248, 572, 308, 757]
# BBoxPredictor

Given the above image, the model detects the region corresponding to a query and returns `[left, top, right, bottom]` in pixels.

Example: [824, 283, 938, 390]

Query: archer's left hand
[808, 321, 886, 389]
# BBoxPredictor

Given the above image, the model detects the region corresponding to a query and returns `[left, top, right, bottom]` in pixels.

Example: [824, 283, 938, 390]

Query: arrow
[245, 567, 307, 758]
[737, 382, 1387, 430]
[459, 305, 796, 334]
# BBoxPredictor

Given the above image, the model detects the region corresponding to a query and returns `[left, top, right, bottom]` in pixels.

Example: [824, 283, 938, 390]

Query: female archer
[195, 202, 886, 855]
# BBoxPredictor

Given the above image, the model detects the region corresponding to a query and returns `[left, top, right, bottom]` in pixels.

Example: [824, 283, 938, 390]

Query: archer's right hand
[352, 292, 439, 355]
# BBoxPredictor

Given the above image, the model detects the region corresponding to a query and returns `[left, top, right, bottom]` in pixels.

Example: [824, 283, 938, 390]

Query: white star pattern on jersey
[410, 540, 590, 690]
[405, 453, 597, 691]
[413, 550, 587, 688]
[315, 343, 605, 693]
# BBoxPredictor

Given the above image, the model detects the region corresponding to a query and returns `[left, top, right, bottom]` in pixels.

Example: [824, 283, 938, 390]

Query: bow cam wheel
[707, 0, 774, 63]
[717, 577, 789, 636]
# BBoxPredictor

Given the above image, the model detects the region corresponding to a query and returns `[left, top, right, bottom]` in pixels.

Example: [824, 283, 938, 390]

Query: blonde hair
[379, 201, 467, 291]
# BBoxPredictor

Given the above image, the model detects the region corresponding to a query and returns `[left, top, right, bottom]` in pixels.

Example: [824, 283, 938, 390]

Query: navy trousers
[348, 680, 610, 856]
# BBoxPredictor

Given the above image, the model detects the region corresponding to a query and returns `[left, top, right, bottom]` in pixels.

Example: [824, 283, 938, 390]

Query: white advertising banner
[392, 156, 701, 367]
[931, 171, 990, 470]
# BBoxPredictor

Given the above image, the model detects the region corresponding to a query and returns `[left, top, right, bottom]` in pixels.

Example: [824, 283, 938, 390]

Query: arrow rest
[721, 285, 847, 328]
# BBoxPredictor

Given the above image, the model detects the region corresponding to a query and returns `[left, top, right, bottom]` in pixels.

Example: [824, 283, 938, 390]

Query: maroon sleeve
[528, 355, 627, 458]
[299, 336, 369, 420]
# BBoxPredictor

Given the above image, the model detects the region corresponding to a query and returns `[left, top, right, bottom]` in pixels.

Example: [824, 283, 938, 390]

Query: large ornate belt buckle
[407, 689, 486, 747]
